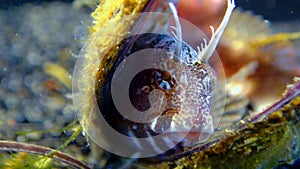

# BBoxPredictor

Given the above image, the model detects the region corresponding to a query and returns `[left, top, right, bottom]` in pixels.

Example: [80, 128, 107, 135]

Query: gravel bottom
[0, 1, 109, 168]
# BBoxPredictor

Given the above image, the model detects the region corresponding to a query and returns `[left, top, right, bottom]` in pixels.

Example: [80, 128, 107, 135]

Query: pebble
[0, 2, 111, 168]
[0, 2, 91, 125]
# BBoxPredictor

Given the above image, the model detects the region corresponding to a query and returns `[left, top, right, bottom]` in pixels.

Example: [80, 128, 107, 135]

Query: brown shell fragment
[218, 9, 300, 111]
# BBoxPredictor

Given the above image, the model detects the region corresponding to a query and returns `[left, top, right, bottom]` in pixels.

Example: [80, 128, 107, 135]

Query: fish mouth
[172, 131, 213, 145]
[150, 122, 215, 147]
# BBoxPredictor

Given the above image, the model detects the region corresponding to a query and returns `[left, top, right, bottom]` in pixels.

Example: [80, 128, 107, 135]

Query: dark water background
[1, 0, 300, 22]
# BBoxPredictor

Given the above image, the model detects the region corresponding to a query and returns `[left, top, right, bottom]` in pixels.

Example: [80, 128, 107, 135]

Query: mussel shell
[73, 10, 226, 159]
[72, 0, 300, 167]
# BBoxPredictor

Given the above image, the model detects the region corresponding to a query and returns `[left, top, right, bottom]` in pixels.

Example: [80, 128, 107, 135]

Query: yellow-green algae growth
[0, 152, 52, 169]
[77, 0, 152, 145]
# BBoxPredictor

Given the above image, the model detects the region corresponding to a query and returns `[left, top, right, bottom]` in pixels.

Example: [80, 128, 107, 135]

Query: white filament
[197, 0, 235, 62]
[169, 2, 183, 61]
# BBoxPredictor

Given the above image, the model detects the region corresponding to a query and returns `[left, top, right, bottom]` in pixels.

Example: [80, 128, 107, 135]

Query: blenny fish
[72, 0, 300, 168]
